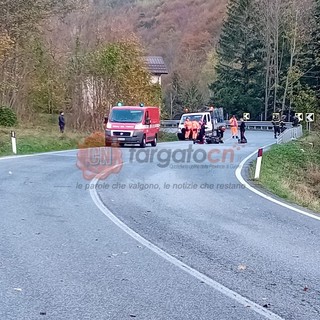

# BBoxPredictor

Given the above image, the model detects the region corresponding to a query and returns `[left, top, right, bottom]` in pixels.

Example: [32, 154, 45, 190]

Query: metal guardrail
[161, 120, 293, 131]
[277, 125, 303, 144]
[226, 121, 292, 130]
[161, 120, 180, 127]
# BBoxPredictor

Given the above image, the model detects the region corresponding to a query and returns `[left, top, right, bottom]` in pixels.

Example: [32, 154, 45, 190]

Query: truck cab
[105, 105, 160, 148]
[177, 108, 225, 140]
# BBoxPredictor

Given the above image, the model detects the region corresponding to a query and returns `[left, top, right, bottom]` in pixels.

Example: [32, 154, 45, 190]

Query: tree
[0, 0, 80, 119]
[0, 0, 79, 39]
[27, 37, 66, 114]
[67, 38, 161, 129]
[209, 0, 265, 119]
[300, 0, 320, 111]
[182, 82, 204, 112]
[165, 72, 185, 118]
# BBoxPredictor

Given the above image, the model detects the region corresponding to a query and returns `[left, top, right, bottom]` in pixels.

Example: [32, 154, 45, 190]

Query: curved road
[1, 130, 319, 320]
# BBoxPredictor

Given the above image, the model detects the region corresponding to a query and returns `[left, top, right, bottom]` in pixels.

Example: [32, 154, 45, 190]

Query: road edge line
[89, 175, 284, 320]
[235, 143, 320, 221]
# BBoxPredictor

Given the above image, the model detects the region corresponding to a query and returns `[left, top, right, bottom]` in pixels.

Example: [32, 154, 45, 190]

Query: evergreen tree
[166, 72, 185, 117]
[183, 82, 204, 112]
[209, 0, 265, 119]
[300, 0, 320, 110]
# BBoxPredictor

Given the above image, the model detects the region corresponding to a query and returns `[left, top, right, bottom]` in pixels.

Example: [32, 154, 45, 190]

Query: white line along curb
[235, 143, 320, 221]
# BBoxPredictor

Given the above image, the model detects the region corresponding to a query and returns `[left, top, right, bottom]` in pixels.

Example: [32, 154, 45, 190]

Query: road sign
[295, 113, 303, 121]
[306, 113, 314, 122]
[272, 113, 280, 120]
[243, 113, 250, 121]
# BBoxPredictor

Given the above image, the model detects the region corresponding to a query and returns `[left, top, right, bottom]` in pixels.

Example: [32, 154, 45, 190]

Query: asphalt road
[1, 130, 319, 320]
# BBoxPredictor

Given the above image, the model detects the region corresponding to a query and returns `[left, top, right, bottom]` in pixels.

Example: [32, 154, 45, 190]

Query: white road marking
[0, 148, 77, 161]
[89, 173, 284, 320]
[235, 143, 320, 220]
[1, 139, 316, 317]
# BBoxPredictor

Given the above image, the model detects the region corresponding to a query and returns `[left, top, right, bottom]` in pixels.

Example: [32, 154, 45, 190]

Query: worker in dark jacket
[198, 120, 206, 144]
[239, 118, 247, 143]
[272, 115, 280, 138]
[217, 125, 225, 143]
[59, 111, 65, 133]
[292, 116, 299, 127]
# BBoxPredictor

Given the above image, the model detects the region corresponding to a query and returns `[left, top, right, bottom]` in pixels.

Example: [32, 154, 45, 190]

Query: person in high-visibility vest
[229, 115, 238, 139]
[184, 118, 192, 139]
[191, 120, 199, 142]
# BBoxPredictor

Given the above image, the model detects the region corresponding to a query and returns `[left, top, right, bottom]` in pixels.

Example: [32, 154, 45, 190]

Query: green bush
[0, 106, 17, 127]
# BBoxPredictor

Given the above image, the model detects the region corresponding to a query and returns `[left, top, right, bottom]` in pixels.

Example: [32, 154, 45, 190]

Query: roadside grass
[158, 131, 178, 142]
[250, 133, 320, 213]
[0, 126, 88, 156]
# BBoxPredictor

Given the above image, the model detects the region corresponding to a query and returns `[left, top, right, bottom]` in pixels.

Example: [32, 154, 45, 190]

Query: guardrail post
[254, 148, 263, 179]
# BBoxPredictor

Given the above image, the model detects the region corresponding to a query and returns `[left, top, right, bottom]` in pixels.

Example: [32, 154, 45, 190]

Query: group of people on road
[183, 115, 247, 144]
[229, 115, 247, 143]
[184, 118, 206, 143]
[271, 114, 298, 139]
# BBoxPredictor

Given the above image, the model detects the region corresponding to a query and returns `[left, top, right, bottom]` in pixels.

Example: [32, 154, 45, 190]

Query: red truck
[105, 104, 160, 148]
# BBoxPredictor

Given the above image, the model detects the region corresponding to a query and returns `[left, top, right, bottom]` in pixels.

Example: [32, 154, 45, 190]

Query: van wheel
[140, 135, 146, 148]
[151, 136, 157, 147]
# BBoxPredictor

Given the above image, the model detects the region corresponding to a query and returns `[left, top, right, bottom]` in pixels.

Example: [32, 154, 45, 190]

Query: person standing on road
[229, 115, 238, 139]
[198, 120, 206, 144]
[191, 119, 199, 142]
[239, 118, 247, 143]
[59, 111, 65, 133]
[184, 117, 192, 140]
[272, 115, 280, 139]
[217, 125, 225, 143]
[292, 115, 299, 127]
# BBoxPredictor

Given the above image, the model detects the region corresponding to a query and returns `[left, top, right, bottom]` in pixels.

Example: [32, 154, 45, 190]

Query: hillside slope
[85, 0, 228, 98]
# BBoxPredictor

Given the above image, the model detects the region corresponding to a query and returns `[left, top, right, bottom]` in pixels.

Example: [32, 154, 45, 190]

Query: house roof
[144, 56, 168, 75]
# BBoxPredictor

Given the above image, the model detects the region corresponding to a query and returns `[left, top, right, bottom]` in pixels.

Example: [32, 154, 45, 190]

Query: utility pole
[170, 92, 173, 120]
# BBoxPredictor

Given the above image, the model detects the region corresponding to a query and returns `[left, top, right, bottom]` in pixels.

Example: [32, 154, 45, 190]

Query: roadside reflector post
[254, 148, 263, 179]
[11, 131, 17, 154]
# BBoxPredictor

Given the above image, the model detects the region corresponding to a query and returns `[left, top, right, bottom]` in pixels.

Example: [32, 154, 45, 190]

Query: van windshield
[110, 109, 144, 123]
[180, 114, 203, 123]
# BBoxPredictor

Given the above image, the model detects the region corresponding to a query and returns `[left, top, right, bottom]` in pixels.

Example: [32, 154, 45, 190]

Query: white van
[177, 112, 216, 140]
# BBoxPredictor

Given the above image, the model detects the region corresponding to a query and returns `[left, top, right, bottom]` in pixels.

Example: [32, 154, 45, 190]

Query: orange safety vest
[230, 118, 238, 127]
[184, 120, 192, 130]
[192, 121, 199, 130]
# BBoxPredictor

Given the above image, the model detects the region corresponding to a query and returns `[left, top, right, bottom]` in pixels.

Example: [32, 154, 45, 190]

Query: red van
[105, 104, 160, 147]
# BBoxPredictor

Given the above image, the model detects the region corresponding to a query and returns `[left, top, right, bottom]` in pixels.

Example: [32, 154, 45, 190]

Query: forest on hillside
[0, 0, 319, 128]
